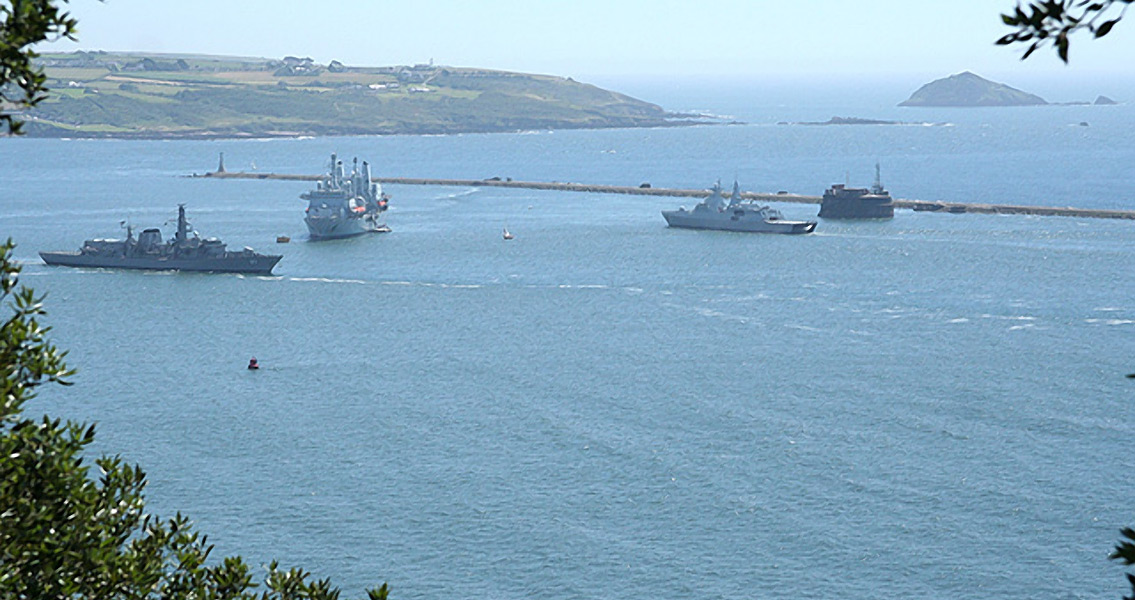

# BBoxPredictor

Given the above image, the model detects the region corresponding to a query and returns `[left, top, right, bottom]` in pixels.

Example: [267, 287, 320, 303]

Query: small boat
[276, 235, 291, 243]
[502, 227, 514, 240]
[248, 357, 260, 370]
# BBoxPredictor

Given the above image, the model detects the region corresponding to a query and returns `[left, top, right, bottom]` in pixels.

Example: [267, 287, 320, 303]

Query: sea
[2, 78, 1135, 599]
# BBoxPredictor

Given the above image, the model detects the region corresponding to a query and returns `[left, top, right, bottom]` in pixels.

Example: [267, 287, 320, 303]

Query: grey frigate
[302, 153, 390, 240]
[40, 205, 282, 274]
[818, 163, 895, 219]
[662, 181, 816, 234]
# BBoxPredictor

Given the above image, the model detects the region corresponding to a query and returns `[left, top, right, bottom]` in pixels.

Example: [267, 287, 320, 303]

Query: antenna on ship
[872, 161, 885, 194]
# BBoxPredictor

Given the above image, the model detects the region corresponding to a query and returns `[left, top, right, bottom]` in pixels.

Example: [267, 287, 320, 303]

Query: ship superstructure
[662, 181, 816, 234]
[302, 153, 390, 240]
[40, 205, 281, 274]
[818, 163, 895, 219]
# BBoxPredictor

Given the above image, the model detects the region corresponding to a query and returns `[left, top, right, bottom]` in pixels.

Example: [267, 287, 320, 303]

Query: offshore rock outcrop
[899, 72, 1047, 107]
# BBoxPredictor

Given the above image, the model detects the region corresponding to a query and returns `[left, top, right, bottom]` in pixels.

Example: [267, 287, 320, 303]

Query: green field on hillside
[22, 52, 689, 138]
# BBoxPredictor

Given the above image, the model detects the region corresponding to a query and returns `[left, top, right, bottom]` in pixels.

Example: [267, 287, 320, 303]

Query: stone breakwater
[197, 171, 1135, 220]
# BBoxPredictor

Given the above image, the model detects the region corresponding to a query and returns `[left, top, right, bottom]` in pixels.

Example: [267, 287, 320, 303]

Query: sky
[41, 0, 1135, 88]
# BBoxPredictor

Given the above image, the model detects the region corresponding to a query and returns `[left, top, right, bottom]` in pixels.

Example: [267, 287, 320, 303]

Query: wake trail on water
[1085, 318, 1135, 325]
[286, 276, 485, 289]
[435, 188, 479, 201]
[283, 276, 649, 296]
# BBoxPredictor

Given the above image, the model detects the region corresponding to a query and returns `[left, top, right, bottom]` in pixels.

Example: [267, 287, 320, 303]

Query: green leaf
[1057, 30, 1070, 61]
[1095, 18, 1120, 37]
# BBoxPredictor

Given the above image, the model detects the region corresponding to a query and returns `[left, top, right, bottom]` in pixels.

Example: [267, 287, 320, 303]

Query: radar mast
[871, 162, 885, 195]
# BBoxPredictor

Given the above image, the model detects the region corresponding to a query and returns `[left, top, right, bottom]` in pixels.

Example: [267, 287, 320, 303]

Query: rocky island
[21, 52, 703, 139]
[899, 72, 1048, 107]
[779, 116, 946, 126]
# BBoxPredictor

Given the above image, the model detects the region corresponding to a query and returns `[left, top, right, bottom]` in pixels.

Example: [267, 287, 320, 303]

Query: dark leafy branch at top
[998, 0, 1134, 62]
[0, 0, 78, 135]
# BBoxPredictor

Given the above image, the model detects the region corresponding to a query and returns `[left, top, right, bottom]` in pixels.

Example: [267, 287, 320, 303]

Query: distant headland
[899, 71, 1117, 107]
[19, 52, 711, 139]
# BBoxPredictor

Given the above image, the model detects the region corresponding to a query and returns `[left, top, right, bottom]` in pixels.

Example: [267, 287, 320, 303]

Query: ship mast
[176, 204, 189, 244]
[871, 162, 885, 194]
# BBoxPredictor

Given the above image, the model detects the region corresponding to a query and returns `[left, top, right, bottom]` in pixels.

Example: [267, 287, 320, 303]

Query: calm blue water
[3, 83, 1135, 599]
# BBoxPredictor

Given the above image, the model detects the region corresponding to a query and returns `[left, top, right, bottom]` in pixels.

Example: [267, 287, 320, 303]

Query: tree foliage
[998, 0, 1133, 62]
[1113, 528, 1135, 600]
[0, 239, 388, 600]
[0, 0, 79, 134]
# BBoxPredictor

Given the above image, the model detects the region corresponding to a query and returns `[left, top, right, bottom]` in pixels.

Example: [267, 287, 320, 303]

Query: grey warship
[818, 163, 895, 219]
[302, 153, 390, 240]
[40, 205, 282, 274]
[662, 181, 817, 234]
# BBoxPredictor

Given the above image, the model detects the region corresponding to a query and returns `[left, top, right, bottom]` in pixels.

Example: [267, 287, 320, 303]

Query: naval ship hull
[818, 195, 895, 220]
[39, 252, 281, 274]
[662, 211, 816, 234]
[304, 214, 389, 241]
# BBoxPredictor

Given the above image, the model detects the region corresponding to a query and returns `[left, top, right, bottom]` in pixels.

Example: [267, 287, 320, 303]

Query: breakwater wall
[197, 171, 1135, 220]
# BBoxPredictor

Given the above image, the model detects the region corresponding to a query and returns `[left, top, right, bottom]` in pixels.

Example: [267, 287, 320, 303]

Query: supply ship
[302, 153, 390, 240]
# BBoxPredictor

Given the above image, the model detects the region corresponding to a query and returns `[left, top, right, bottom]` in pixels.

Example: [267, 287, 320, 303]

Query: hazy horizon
[43, 0, 1135, 88]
